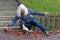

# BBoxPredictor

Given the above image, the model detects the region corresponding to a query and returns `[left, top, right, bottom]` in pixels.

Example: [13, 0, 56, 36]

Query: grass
[21, 0, 60, 15]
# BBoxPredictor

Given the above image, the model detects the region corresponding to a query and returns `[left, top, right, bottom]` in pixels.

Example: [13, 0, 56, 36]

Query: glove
[7, 24, 12, 27]
[45, 12, 49, 17]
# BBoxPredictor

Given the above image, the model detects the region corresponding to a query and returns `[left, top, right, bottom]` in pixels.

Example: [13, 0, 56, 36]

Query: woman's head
[17, 4, 28, 17]
[21, 9, 25, 14]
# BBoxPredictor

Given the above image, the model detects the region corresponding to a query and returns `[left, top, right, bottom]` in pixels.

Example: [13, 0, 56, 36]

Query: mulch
[3, 28, 57, 38]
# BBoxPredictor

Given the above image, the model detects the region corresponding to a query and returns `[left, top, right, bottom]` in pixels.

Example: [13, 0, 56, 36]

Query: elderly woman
[8, 4, 50, 36]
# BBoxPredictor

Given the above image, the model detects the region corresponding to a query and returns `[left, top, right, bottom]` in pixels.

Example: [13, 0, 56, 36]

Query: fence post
[40, 16, 45, 26]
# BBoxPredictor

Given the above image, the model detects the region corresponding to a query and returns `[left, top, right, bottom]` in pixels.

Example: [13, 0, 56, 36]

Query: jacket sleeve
[10, 15, 19, 26]
[28, 8, 45, 16]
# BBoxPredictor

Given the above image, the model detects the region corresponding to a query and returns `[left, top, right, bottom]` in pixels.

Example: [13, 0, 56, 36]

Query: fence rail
[37, 15, 60, 29]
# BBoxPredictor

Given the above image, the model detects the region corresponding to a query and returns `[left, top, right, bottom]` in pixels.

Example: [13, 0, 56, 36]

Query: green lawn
[21, 0, 60, 15]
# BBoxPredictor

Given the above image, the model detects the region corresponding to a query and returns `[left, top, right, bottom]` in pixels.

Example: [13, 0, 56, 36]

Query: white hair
[17, 4, 28, 17]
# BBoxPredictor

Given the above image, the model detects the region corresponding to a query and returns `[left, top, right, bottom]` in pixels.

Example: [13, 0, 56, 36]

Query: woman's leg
[30, 19, 47, 33]
[30, 19, 50, 36]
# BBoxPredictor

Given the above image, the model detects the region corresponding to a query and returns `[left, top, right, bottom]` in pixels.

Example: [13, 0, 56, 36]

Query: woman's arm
[10, 15, 19, 26]
[28, 8, 45, 16]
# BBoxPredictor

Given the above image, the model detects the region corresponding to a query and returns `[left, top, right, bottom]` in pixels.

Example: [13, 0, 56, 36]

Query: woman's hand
[45, 12, 49, 17]
[7, 23, 12, 27]
[45, 12, 49, 15]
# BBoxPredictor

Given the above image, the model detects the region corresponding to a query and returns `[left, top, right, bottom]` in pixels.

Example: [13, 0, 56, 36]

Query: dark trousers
[28, 19, 47, 33]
